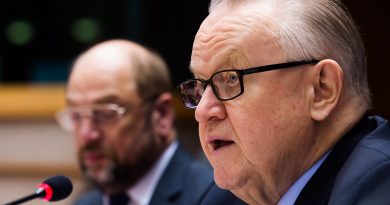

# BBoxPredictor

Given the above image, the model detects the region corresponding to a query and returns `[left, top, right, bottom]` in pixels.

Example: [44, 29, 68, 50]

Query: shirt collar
[129, 140, 178, 205]
[103, 140, 178, 205]
[277, 151, 330, 205]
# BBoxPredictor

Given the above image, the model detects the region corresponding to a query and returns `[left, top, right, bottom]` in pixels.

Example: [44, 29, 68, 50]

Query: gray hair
[209, 0, 371, 110]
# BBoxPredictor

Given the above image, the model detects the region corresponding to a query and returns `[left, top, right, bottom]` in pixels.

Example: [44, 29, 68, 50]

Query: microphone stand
[3, 189, 45, 205]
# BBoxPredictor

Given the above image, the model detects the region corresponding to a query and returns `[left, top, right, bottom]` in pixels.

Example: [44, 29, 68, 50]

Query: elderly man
[178, 0, 390, 204]
[56, 39, 244, 205]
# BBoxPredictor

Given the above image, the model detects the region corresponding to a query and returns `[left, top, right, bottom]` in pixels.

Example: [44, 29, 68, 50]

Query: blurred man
[178, 0, 390, 204]
[56, 39, 244, 205]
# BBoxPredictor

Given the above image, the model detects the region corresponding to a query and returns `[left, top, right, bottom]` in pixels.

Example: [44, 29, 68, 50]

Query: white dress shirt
[103, 140, 178, 205]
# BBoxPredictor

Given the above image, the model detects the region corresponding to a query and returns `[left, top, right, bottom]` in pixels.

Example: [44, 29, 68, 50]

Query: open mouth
[211, 139, 234, 151]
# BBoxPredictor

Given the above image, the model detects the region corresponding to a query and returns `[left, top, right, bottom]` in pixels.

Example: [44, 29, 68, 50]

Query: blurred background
[0, 0, 389, 204]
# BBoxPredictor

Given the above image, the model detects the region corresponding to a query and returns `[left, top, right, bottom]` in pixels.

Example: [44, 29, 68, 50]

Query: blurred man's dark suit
[74, 143, 245, 205]
[199, 182, 247, 205]
[295, 116, 390, 205]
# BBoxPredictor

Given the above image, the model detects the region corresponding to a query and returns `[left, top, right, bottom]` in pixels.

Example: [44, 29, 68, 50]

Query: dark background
[0, 0, 389, 118]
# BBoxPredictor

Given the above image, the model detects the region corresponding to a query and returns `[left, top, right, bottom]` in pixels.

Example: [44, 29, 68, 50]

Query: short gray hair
[209, 0, 371, 110]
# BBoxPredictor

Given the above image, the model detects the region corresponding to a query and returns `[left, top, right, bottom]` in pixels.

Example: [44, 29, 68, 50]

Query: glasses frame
[178, 60, 319, 109]
[55, 103, 127, 132]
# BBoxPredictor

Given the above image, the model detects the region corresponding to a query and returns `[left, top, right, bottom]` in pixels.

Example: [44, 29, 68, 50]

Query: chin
[213, 170, 239, 190]
[84, 163, 115, 186]
[214, 178, 231, 190]
[214, 164, 252, 193]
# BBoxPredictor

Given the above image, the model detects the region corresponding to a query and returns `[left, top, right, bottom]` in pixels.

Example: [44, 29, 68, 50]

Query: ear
[151, 93, 175, 137]
[309, 59, 343, 121]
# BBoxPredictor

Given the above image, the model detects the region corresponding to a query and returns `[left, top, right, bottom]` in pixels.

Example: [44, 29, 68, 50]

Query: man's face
[67, 47, 160, 193]
[191, 4, 317, 204]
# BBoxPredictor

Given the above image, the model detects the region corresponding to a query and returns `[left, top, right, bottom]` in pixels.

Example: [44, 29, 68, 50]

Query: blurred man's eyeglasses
[178, 60, 319, 109]
[55, 104, 126, 132]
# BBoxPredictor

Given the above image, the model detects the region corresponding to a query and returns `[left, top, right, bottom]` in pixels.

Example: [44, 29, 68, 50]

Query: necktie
[109, 193, 130, 205]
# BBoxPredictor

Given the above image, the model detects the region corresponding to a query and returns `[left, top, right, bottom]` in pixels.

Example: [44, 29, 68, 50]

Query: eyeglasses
[178, 60, 319, 109]
[55, 103, 127, 132]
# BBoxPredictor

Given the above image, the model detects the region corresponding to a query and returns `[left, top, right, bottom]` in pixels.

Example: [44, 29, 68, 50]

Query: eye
[93, 108, 117, 122]
[225, 72, 239, 87]
[70, 111, 82, 122]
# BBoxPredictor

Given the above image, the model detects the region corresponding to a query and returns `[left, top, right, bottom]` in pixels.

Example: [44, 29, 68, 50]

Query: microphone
[4, 175, 73, 205]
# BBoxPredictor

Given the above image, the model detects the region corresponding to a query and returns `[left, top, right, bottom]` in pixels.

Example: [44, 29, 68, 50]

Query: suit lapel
[149, 144, 192, 205]
[294, 116, 375, 205]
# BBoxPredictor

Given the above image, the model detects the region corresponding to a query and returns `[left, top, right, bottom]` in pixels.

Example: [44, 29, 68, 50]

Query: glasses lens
[92, 106, 120, 123]
[211, 70, 241, 100]
[179, 80, 205, 109]
[56, 110, 76, 132]
[56, 104, 123, 132]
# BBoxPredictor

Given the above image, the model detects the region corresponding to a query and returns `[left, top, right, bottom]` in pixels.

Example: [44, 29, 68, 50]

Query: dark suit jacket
[74, 143, 244, 205]
[199, 182, 247, 205]
[294, 115, 390, 205]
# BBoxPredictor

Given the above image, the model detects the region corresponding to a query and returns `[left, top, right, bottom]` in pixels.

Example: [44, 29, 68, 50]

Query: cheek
[107, 121, 140, 158]
[230, 108, 276, 165]
[228, 87, 308, 167]
[115, 116, 154, 162]
[241, 74, 308, 128]
[75, 135, 83, 148]
[198, 123, 209, 156]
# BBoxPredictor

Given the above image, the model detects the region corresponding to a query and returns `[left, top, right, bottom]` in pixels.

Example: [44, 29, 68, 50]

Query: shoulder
[341, 116, 390, 174]
[169, 143, 213, 181]
[172, 145, 214, 197]
[330, 116, 390, 205]
[199, 182, 247, 205]
[151, 143, 214, 205]
[175, 144, 213, 187]
[73, 189, 103, 205]
[184, 157, 214, 194]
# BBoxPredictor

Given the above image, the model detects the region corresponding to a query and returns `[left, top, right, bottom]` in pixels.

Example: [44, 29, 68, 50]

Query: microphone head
[39, 175, 73, 201]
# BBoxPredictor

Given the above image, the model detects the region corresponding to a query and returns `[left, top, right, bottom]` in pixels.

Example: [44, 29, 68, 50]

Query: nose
[195, 86, 227, 122]
[77, 117, 101, 143]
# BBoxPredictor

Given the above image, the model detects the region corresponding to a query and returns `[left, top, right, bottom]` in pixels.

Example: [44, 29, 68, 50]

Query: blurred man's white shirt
[103, 140, 179, 205]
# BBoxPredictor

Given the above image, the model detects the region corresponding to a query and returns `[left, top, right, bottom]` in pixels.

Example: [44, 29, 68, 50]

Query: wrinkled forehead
[190, 2, 283, 75]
